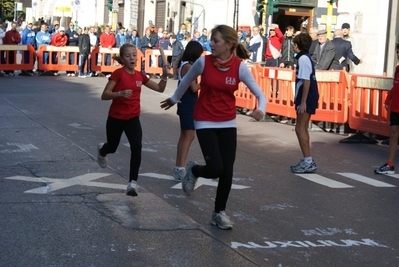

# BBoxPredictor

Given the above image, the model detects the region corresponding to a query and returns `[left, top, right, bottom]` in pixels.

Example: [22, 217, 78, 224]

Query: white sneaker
[78, 75, 86, 78]
[97, 143, 107, 168]
[105, 74, 111, 78]
[182, 161, 198, 196]
[211, 211, 233, 230]
[172, 168, 186, 180]
[67, 73, 71, 77]
[126, 181, 138, 197]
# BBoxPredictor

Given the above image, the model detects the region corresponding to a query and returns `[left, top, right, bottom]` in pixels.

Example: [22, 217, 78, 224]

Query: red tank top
[194, 55, 241, 122]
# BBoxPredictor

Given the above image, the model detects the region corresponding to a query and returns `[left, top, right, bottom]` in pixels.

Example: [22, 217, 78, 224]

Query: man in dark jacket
[140, 29, 158, 76]
[170, 34, 184, 79]
[311, 29, 341, 70]
[279, 25, 296, 69]
[77, 27, 91, 78]
[308, 27, 318, 56]
[332, 29, 362, 72]
[66, 22, 79, 76]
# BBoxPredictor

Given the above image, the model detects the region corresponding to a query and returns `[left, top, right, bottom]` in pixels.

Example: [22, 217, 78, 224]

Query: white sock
[174, 166, 185, 172]
[304, 157, 313, 163]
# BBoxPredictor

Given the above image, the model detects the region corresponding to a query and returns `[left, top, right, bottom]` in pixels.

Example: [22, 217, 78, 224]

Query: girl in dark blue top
[172, 41, 204, 180]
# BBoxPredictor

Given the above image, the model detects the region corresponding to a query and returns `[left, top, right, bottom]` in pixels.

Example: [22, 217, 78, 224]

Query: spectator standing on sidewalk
[0, 21, 5, 76]
[311, 29, 341, 70]
[172, 41, 203, 181]
[375, 43, 399, 175]
[279, 26, 296, 69]
[20, 20, 36, 76]
[3, 22, 21, 76]
[50, 26, 67, 76]
[265, 24, 284, 67]
[130, 29, 140, 47]
[35, 23, 51, 74]
[77, 27, 91, 78]
[100, 25, 116, 77]
[170, 34, 184, 79]
[97, 43, 170, 197]
[291, 33, 319, 173]
[308, 27, 318, 56]
[331, 29, 362, 71]
[161, 25, 266, 230]
[65, 22, 79, 76]
[246, 26, 263, 63]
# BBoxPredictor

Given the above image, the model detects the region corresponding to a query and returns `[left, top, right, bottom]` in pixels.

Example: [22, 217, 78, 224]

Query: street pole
[262, 0, 267, 30]
[112, 0, 119, 30]
[326, 0, 333, 39]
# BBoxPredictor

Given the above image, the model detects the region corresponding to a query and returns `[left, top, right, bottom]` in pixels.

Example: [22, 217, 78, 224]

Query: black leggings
[193, 128, 237, 213]
[100, 116, 142, 182]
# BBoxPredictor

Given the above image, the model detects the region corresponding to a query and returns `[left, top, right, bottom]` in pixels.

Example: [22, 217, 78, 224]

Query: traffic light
[267, 0, 279, 15]
[256, 0, 264, 13]
[107, 0, 113, 11]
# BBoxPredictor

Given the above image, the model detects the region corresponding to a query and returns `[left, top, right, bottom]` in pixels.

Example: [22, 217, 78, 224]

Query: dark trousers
[171, 56, 180, 78]
[78, 54, 88, 75]
[5, 51, 15, 74]
[100, 116, 142, 182]
[67, 51, 76, 74]
[192, 128, 237, 213]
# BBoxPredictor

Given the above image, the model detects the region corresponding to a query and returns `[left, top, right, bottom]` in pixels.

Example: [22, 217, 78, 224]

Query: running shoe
[211, 211, 233, 230]
[97, 143, 108, 168]
[126, 180, 138, 197]
[291, 160, 317, 173]
[172, 168, 186, 181]
[182, 161, 198, 195]
[374, 163, 395, 175]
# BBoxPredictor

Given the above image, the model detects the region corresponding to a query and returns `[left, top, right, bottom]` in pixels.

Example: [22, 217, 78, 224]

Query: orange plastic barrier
[348, 73, 392, 137]
[234, 64, 258, 110]
[258, 66, 297, 117]
[0, 44, 36, 71]
[37, 45, 80, 72]
[311, 70, 349, 123]
[144, 49, 172, 75]
[90, 47, 144, 73]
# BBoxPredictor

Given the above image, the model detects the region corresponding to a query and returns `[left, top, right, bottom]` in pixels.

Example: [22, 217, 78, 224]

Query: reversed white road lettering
[0, 143, 38, 154]
[231, 239, 389, 249]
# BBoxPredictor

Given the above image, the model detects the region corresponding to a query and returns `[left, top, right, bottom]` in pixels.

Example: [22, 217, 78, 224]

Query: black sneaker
[374, 163, 394, 174]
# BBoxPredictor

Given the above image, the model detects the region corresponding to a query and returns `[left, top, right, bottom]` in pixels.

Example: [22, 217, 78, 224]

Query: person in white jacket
[0, 21, 6, 76]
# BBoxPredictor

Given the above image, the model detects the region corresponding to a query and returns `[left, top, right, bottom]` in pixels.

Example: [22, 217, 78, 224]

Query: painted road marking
[295, 174, 354, 188]
[140, 172, 251, 190]
[387, 174, 399, 180]
[5, 173, 125, 194]
[5, 172, 250, 194]
[337, 173, 396, 188]
[0, 143, 38, 153]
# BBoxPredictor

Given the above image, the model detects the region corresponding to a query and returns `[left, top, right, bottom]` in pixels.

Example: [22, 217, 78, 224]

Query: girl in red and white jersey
[161, 25, 266, 230]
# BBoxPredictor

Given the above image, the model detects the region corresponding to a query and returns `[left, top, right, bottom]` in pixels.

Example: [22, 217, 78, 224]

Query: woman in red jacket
[50, 27, 67, 75]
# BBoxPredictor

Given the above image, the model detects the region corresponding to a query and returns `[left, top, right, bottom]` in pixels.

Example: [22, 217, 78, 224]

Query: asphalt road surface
[1, 73, 398, 267]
